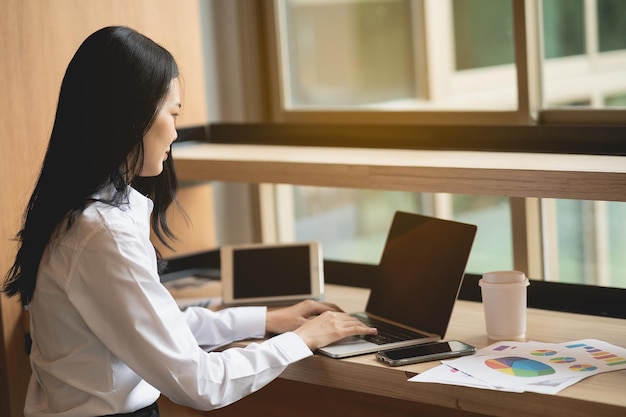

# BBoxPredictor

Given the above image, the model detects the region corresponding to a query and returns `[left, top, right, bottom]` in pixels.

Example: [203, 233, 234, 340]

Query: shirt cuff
[265, 331, 313, 362]
[228, 306, 267, 340]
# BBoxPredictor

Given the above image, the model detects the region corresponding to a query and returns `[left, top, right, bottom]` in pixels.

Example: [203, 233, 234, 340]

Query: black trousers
[102, 402, 159, 417]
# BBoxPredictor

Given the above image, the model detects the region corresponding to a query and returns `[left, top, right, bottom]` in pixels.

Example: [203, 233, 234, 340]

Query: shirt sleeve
[181, 305, 265, 350]
[66, 222, 313, 410]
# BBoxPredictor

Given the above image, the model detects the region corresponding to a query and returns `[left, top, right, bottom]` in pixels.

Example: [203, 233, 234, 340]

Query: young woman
[2, 26, 376, 417]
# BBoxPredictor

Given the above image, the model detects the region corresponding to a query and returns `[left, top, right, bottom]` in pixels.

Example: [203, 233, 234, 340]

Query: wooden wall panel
[152, 182, 218, 258]
[0, 1, 208, 416]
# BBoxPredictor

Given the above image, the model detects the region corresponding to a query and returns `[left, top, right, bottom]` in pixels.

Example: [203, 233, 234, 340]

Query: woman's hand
[266, 299, 377, 351]
[265, 299, 343, 334]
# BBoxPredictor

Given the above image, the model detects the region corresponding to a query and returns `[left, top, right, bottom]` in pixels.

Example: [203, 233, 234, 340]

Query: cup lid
[481, 270, 526, 283]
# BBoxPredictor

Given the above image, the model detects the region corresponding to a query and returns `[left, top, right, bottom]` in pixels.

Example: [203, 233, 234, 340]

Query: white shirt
[25, 186, 312, 417]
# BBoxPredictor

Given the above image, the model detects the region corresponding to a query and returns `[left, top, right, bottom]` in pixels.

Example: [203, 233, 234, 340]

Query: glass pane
[452, 0, 515, 69]
[607, 202, 626, 288]
[554, 199, 587, 283]
[551, 199, 626, 288]
[293, 187, 513, 274]
[277, 0, 517, 110]
[451, 195, 512, 273]
[293, 187, 422, 263]
[542, 0, 585, 59]
[282, 0, 416, 107]
[597, 0, 626, 52]
[542, 0, 626, 109]
[604, 92, 626, 107]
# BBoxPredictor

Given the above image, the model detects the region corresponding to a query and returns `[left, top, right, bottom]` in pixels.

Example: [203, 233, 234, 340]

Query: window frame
[265, 0, 532, 124]
[262, 0, 626, 126]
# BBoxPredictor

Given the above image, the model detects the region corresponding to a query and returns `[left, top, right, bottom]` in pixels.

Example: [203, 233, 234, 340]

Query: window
[453, 0, 515, 70]
[292, 188, 514, 275]
[273, 0, 520, 116]
[280, 0, 418, 107]
[272, 0, 626, 116]
[542, 0, 626, 109]
[203, 1, 626, 292]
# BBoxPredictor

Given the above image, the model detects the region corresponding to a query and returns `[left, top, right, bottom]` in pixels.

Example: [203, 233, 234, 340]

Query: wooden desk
[162, 282, 626, 417]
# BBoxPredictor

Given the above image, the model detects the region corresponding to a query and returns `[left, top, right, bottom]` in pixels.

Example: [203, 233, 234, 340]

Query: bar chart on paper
[565, 342, 626, 366]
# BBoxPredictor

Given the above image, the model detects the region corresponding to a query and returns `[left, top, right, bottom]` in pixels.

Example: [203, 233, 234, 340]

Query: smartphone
[375, 340, 476, 366]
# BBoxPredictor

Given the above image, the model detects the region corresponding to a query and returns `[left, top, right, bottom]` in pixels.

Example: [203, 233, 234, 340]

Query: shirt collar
[127, 186, 154, 227]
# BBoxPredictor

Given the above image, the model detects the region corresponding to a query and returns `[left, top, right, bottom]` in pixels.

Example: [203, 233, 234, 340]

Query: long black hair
[3, 26, 180, 303]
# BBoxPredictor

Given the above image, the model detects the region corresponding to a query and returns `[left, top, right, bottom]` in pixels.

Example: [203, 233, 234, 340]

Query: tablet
[220, 241, 324, 306]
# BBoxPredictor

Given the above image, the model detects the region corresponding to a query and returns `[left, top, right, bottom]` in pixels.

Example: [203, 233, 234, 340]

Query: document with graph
[409, 339, 626, 394]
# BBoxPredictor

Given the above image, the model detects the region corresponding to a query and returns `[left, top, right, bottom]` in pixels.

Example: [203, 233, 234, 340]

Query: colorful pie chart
[485, 356, 555, 377]
[549, 357, 576, 364]
[531, 349, 557, 356]
[569, 364, 597, 372]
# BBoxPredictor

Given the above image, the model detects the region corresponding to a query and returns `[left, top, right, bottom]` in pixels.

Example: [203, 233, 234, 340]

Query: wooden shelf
[173, 143, 626, 202]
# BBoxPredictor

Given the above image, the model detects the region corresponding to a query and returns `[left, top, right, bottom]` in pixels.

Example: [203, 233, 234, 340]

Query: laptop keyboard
[352, 312, 429, 345]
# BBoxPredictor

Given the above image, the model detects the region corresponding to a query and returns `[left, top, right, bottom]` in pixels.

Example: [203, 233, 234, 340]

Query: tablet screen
[221, 242, 323, 305]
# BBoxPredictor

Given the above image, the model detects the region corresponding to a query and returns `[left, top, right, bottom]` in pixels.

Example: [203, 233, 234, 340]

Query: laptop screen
[365, 212, 477, 338]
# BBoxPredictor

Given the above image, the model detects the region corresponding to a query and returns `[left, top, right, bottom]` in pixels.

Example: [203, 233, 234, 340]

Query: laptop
[318, 211, 477, 359]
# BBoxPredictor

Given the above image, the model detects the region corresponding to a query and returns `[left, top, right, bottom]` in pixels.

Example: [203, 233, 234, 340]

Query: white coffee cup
[479, 270, 529, 340]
